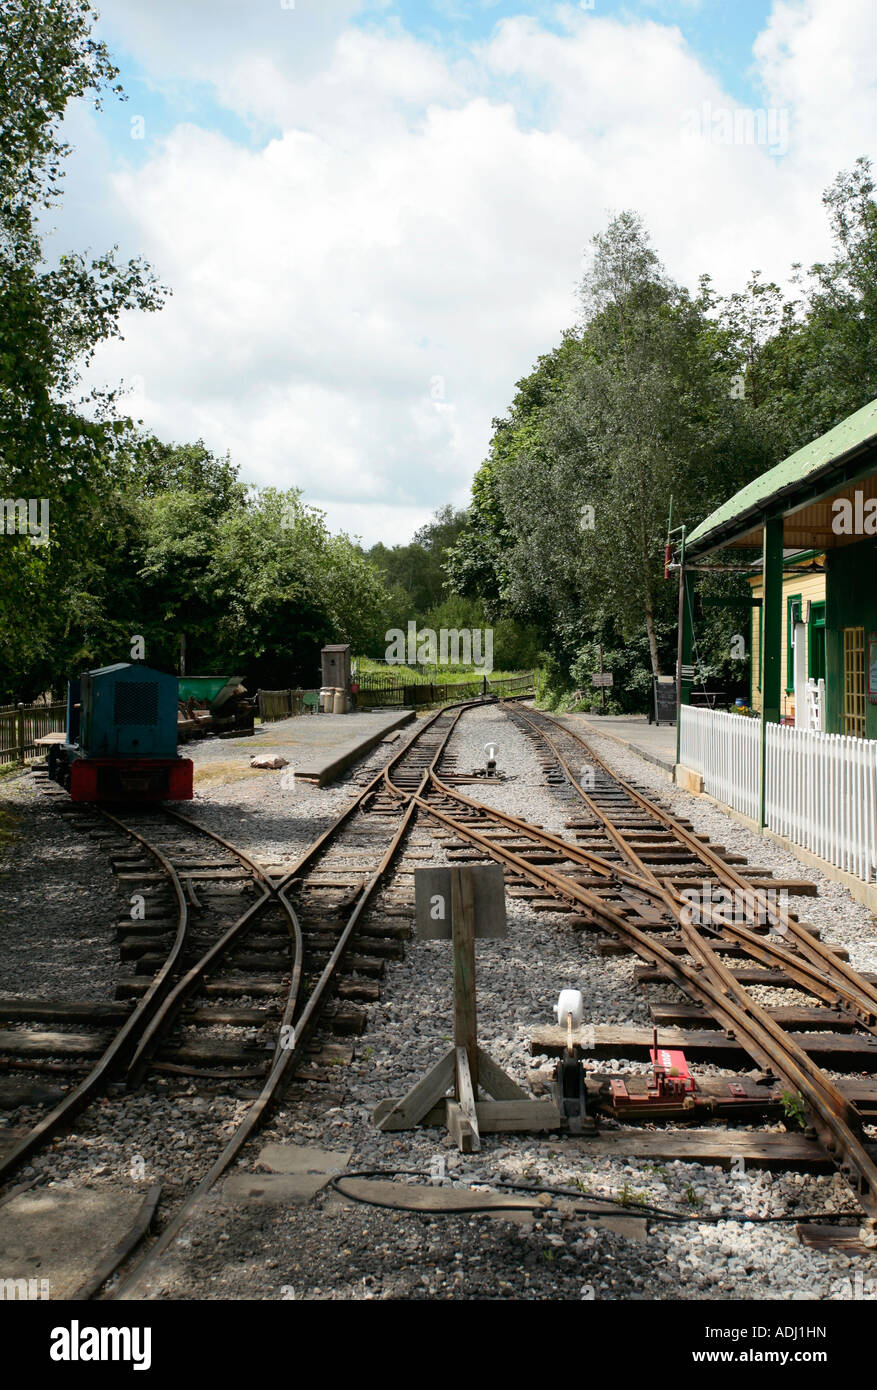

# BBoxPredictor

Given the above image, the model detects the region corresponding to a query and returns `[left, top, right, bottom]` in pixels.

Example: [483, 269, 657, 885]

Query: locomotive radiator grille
[114, 681, 160, 726]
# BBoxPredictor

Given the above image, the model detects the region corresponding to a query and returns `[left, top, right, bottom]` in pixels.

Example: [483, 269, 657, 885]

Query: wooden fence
[0, 702, 67, 764]
[356, 671, 535, 709]
[766, 722, 877, 883]
[680, 704, 877, 884]
[257, 690, 309, 722]
[679, 705, 760, 822]
[257, 672, 535, 719]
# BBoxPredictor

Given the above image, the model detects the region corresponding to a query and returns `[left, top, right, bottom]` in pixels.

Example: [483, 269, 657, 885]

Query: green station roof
[686, 394, 877, 555]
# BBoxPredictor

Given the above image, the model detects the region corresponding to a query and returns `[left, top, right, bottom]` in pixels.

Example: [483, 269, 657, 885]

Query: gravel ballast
[116, 705, 877, 1301]
[3, 704, 877, 1301]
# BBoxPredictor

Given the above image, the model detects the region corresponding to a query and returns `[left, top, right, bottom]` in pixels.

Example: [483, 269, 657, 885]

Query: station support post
[759, 516, 783, 828]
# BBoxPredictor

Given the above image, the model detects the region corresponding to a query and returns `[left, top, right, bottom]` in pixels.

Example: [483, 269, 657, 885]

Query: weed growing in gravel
[781, 1091, 807, 1130]
[616, 1182, 648, 1208]
[643, 1163, 670, 1183]
[683, 1185, 703, 1207]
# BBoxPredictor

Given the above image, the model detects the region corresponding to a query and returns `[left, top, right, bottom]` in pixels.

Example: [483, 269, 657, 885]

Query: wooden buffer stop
[373, 865, 578, 1152]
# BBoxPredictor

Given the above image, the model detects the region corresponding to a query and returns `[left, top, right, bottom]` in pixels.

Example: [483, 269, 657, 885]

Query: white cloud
[74, 0, 877, 545]
[754, 0, 877, 171]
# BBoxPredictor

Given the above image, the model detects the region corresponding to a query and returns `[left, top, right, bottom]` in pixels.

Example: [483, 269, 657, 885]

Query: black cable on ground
[327, 1169, 863, 1227]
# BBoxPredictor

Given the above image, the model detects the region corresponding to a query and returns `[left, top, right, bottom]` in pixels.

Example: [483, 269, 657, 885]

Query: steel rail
[392, 726, 876, 1036]
[113, 704, 473, 1298]
[505, 703, 877, 1032]
[160, 805, 280, 891]
[404, 705, 877, 1213]
[410, 786, 877, 1214]
[427, 774, 875, 1030]
[123, 704, 475, 1081]
[0, 808, 191, 1184]
[514, 706, 877, 1023]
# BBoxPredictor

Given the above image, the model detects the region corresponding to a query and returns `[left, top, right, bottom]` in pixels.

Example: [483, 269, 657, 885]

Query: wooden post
[450, 865, 478, 1094]
[17, 703, 25, 764]
[675, 528, 691, 767]
[759, 516, 783, 828]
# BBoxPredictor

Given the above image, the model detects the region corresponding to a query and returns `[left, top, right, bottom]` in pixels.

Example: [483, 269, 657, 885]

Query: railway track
[378, 699, 877, 1228]
[3, 691, 875, 1299]
[0, 697, 492, 1296]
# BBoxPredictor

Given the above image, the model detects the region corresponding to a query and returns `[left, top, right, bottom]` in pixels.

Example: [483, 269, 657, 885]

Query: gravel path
[0, 776, 118, 1001]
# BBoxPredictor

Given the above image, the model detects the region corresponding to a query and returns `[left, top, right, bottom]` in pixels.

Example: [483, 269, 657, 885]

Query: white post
[793, 620, 808, 729]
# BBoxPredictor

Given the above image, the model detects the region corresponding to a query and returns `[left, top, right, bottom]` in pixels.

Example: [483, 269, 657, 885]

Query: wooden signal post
[373, 865, 561, 1151]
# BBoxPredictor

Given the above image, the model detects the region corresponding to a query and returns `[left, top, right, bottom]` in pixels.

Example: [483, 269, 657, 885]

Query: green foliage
[781, 1091, 807, 1131]
[616, 1182, 648, 1208]
[368, 504, 469, 633]
[446, 164, 877, 709]
[0, 0, 168, 696]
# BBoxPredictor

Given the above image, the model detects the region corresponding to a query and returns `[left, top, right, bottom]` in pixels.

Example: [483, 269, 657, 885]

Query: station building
[675, 394, 877, 901]
[683, 394, 877, 739]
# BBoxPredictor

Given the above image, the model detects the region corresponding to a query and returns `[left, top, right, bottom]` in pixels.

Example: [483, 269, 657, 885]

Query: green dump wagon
[177, 675, 254, 737]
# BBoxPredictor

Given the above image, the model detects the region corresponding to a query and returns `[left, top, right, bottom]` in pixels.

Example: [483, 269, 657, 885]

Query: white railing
[767, 723, 877, 882]
[678, 704, 760, 821]
[804, 678, 825, 731]
[679, 705, 877, 884]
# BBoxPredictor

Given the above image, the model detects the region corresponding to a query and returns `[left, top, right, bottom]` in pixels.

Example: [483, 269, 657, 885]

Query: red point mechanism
[648, 1026, 695, 1099]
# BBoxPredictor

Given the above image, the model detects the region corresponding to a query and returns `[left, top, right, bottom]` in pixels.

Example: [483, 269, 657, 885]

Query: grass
[0, 804, 19, 874]
[781, 1091, 807, 1130]
[193, 761, 269, 790]
[354, 657, 531, 687]
[0, 804, 17, 839]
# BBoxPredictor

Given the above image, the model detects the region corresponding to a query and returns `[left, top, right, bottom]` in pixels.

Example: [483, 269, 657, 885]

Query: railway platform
[559, 713, 677, 776]
[187, 707, 416, 786]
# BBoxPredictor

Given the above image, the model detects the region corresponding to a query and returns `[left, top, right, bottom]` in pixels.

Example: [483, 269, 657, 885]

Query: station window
[843, 626, 866, 736]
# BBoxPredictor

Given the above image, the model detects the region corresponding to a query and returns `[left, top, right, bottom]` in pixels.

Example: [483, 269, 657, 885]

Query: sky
[47, 0, 877, 545]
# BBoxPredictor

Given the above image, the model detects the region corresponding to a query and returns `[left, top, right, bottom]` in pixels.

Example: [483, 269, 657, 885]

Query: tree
[0, 0, 168, 698]
[448, 213, 778, 699]
[367, 504, 469, 628]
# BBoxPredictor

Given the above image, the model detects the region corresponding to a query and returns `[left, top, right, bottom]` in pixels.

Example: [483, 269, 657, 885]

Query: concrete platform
[0, 1184, 160, 1299]
[558, 713, 677, 776]
[187, 708, 415, 787]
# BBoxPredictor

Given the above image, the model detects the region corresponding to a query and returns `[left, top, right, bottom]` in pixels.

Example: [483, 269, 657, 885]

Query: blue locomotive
[47, 663, 193, 802]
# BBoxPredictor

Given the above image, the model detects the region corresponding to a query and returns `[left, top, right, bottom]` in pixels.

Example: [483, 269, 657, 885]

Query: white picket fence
[679, 705, 877, 884]
[679, 704, 760, 822]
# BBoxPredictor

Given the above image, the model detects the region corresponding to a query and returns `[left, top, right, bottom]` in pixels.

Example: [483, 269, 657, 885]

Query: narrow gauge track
[387, 699, 877, 1224]
[0, 802, 288, 1186]
[0, 699, 489, 1295]
[111, 697, 490, 1297]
